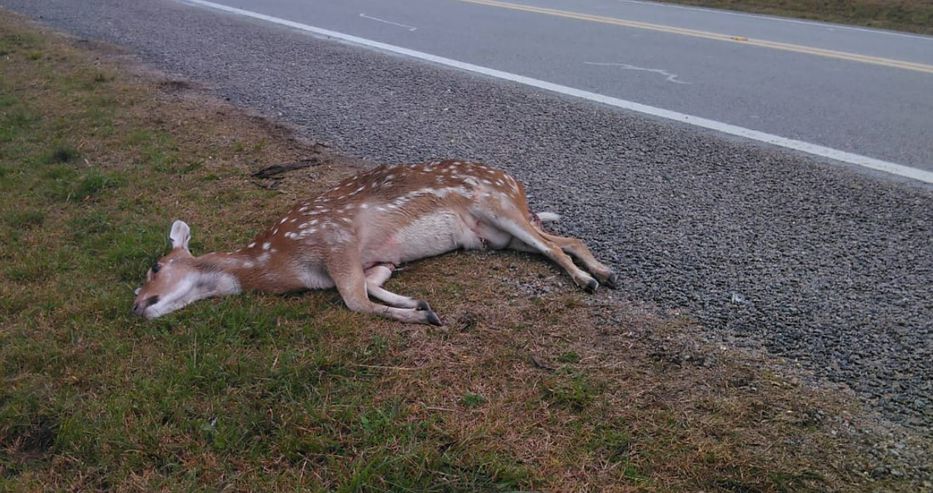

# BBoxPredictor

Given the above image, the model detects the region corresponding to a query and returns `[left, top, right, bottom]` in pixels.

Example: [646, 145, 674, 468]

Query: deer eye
[151, 262, 161, 273]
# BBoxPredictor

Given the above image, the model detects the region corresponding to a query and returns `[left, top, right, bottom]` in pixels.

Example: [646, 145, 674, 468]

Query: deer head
[132, 220, 240, 319]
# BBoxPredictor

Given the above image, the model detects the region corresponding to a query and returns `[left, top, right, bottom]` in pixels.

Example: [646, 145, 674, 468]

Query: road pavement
[184, 0, 933, 172]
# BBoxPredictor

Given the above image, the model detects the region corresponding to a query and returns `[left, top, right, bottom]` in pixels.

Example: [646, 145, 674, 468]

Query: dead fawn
[133, 160, 617, 324]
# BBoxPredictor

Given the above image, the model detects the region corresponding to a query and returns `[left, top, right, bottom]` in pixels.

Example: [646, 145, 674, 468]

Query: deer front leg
[328, 257, 441, 325]
[364, 264, 434, 312]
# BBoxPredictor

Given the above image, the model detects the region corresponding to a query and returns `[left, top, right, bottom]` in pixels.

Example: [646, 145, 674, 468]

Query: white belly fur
[297, 264, 335, 290]
[384, 211, 484, 263]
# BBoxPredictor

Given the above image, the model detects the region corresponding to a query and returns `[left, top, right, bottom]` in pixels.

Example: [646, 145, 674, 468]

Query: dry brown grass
[1, 10, 928, 491]
[353, 253, 928, 491]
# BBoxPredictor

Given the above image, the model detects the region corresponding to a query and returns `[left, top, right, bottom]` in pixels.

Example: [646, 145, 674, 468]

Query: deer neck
[191, 252, 253, 293]
[196, 250, 285, 293]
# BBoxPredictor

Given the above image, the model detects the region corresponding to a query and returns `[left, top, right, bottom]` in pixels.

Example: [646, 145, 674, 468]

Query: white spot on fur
[262, 242, 271, 250]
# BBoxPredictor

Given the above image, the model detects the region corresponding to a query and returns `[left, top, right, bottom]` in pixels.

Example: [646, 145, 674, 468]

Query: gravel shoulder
[1, 0, 930, 433]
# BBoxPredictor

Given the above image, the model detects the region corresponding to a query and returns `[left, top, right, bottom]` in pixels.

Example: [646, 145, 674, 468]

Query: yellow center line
[456, 0, 933, 74]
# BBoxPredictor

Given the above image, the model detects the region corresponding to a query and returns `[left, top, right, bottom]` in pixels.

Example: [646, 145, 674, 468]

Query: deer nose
[132, 296, 160, 316]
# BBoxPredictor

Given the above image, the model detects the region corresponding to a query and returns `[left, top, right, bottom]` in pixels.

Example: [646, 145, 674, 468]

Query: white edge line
[180, 0, 933, 184]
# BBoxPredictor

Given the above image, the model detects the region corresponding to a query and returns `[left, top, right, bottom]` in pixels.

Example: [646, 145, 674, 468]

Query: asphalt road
[190, 0, 933, 172]
[1, 0, 931, 429]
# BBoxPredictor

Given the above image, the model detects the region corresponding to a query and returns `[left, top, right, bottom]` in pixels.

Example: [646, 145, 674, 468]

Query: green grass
[3, 209, 45, 229]
[460, 393, 487, 408]
[543, 370, 601, 411]
[0, 21, 535, 490]
[587, 423, 633, 464]
[556, 351, 580, 364]
[42, 144, 79, 164]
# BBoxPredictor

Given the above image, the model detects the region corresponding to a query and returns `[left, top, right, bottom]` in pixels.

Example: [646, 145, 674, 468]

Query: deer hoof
[584, 279, 599, 293]
[416, 300, 432, 312]
[425, 309, 443, 326]
[604, 273, 619, 290]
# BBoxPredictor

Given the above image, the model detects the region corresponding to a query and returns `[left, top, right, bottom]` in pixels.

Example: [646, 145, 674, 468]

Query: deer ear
[169, 220, 191, 251]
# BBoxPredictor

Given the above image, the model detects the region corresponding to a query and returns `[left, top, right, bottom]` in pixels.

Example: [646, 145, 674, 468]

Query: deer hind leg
[328, 258, 441, 325]
[364, 264, 434, 312]
[487, 214, 599, 292]
[540, 233, 618, 289]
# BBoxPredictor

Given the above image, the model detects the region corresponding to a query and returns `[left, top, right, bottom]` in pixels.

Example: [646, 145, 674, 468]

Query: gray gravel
[2, 0, 930, 430]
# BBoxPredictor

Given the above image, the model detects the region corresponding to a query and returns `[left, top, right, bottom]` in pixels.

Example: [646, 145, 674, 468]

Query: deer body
[133, 160, 617, 324]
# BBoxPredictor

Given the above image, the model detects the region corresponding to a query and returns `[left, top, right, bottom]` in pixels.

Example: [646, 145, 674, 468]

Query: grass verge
[1, 11, 929, 492]
[654, 0, 933, 35]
